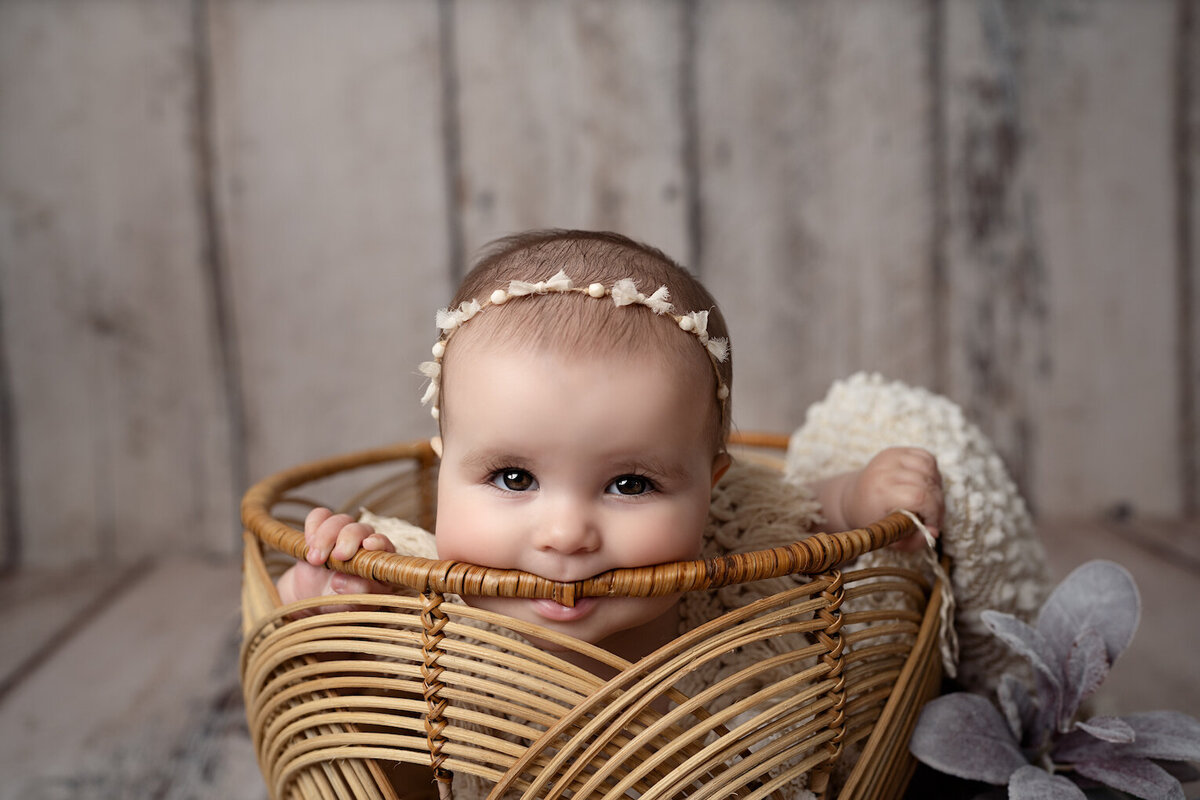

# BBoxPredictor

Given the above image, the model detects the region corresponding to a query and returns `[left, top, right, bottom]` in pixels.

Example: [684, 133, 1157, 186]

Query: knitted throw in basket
[240, 434, 947, 800]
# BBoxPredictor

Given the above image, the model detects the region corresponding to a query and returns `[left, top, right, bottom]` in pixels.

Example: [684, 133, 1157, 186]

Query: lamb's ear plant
[910, 560, 1200, 799]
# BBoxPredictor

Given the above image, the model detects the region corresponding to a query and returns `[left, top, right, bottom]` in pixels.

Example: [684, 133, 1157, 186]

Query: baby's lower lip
[529, 596, 598, 622]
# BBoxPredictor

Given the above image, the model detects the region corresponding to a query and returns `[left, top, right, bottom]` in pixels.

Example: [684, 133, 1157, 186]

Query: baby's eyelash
[607, 473, 658, 496]
[478, 458, 539, 493]
[490, 467, 537, 492]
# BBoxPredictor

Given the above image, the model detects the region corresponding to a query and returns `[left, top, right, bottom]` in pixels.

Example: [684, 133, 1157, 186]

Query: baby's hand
[841, 447, 943, 551]
[812, 447, 943, 552]
[276, 507, 397, 613]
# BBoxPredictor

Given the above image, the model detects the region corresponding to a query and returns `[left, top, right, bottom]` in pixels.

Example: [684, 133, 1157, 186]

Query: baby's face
[434, 338, 725, 656]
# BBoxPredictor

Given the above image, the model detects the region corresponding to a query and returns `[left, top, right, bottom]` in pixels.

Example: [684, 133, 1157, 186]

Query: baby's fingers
[304, 506, 335, 536]
[890, 484, 943, 551]
[330, 572, 376, 595]
[330, 571, 396, 600]
[360, 532, 396, 553]
[304, 510, 355, 564]
[885, 450, 943, 551]
[329, 521, 378, 561]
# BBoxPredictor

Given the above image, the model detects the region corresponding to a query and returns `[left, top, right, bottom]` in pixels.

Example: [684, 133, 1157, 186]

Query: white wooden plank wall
[0, 0, 236, 566]
[943, 0, 1183, 515]
[455, 0, 692, 263]
[206, 0, 452, 483]
[1, 0, 1197, 570]
[1186, 0, 1200, 517]
[698, 0, 938, 428]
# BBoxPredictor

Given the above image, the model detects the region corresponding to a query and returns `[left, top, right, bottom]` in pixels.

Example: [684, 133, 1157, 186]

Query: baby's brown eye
[492, 469, 536, 492]
[608, 475, 651, 496]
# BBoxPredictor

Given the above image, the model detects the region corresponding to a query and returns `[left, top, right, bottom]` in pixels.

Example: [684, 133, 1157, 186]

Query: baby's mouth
[528, 596, 599, 623]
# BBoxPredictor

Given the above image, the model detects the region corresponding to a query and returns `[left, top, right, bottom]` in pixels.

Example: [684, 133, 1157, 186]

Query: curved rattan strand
[244, 597, 731, 795]
[240, 533, 402, 800]
[838, 563, 947, 800]
[242, 567, 940, 799]
[491, 575, 855, 798]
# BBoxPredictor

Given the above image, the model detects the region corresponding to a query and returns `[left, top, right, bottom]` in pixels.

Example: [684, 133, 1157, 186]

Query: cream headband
[419, 269, 730, 421]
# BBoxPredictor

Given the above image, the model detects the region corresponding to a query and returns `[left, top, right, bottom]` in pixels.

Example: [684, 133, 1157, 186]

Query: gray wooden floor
[1, 519, 1197, 800]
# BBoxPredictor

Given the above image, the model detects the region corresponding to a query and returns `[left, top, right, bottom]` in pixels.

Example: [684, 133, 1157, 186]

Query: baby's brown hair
[439, 229, 733, 449]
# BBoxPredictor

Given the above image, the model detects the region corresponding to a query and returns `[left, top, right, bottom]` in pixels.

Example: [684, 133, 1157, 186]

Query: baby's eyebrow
[458, 448, 527, 470]
[615, 456, 693, 484]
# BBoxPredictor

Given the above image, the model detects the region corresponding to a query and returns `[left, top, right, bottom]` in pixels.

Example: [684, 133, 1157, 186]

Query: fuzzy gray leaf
[1007, 765, 1086, 799]
[1073, 756, 1184, 800]
[1054, 711, 1200, 766]
[1157, 759, 1200, 783]
[1031, 671, 1063, 751]
[983, 609, 1065, 742]
[1119, 711, 1200, 762]
[1061, 626, 1109, 729]
[997, 673, 1036, 744]
[983, 610, 1063, 692]
[1053, 727, 1115, 764]
[1037, 560, 1140, 668]
[1075, 716, 1135, 743]
[910, 693, 1028, 784]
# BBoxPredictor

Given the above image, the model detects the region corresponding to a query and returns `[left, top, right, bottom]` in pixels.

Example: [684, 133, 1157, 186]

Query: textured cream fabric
[784, 372, 1050, 696]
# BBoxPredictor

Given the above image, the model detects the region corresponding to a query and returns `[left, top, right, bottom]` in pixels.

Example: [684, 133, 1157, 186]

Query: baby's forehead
[444, 306, 710, 383]
[440, 336, 721, 465]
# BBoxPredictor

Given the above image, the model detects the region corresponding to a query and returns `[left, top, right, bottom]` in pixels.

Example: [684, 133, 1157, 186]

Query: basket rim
[241, 432, 918, 606]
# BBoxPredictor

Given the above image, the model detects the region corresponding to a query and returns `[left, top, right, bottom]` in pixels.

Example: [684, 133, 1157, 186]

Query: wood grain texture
[1104, 516, 1200, 568]
[0, 0, 237, 564]
[940, 0, 1047, 506]
[454, 0, 691, 263]
[0, 307, 12, 571]
[1185, 0, 1200, 516]
[0, 559, 262, 800]
[944, 1, 1180, 516]
[207, 0, 451, 483]
[694, 0, 938, 434]
[0, 564, 131, 697]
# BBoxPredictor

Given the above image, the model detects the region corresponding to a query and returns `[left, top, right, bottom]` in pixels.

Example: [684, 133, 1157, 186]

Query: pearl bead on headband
[419, 269, 730, 421]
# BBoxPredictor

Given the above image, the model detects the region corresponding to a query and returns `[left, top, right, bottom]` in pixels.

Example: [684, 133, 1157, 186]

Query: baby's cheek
[616, 508, 706, 566]
[435, 508, 524, 570]
[433, 525, 473, 563]
[431, 508, 477, 562]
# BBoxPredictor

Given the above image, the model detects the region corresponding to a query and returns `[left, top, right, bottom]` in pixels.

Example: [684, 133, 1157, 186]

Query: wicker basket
[240, 433, 947, 800]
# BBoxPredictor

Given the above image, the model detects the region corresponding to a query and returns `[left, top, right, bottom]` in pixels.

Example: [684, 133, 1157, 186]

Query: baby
[277, 229, 943, 665]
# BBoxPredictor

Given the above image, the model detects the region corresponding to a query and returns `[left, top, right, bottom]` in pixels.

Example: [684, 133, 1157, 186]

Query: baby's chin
[461, 593, 682, 661]
[461, 594, 603, 639]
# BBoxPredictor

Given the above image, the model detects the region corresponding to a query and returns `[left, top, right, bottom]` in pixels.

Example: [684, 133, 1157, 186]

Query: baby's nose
[534, 500, 600, 555]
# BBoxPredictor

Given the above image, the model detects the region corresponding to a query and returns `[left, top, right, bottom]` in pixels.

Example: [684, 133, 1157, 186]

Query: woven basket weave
[240, 433, 946, 800]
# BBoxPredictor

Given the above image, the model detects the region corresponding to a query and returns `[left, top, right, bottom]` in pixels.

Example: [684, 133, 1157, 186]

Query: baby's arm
[276, 507, 397, 611]
[808, 446, 943, 552]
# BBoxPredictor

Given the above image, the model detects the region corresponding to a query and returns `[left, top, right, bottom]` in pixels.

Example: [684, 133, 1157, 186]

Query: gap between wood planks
[0, 558, 149, 703]
[1101, 517, 1200, 576]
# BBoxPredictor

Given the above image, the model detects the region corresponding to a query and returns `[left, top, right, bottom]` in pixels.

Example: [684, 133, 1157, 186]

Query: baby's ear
[711, 452, 732, 487]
